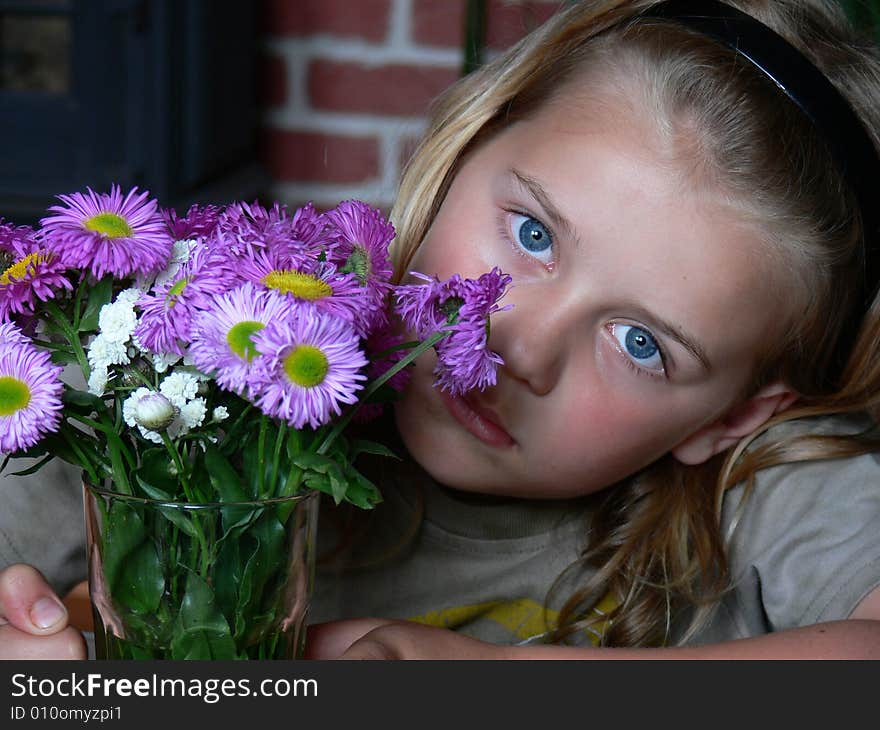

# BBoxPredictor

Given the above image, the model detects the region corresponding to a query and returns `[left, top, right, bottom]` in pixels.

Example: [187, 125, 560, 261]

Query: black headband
[637, 0, 880, 371]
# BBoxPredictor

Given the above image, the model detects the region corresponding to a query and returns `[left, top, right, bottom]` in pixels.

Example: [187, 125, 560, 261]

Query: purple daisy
[434, 269, 513, 394]
[324, 200, 395, 335]
[133, 241, 232, 355]
[0, 321, 31, 351]
[189, 283, 294, 396]
[162, 203, 222, 241]
[249, 303, 367, 429]
[0, 336, 64, 454]
[0, 220, 72, 322]
[395, 268, 513, 395]
[39, 185, 173, 279]
[238, 249, 367, 333]
[208, 201, 336, 274]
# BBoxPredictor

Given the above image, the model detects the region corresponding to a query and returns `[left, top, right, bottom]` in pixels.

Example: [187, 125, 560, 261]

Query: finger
[339, 638, 396, 660]
[0, 624, 86, 660]
[304, 618, 398, 659]
[0, 564, 69, 635]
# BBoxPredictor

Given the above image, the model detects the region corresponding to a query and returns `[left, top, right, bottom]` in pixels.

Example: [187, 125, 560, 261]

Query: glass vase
[83, 482, 319, 660]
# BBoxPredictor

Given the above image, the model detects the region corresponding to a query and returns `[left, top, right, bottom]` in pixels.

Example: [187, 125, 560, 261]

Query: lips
[439, 390, 516, 448]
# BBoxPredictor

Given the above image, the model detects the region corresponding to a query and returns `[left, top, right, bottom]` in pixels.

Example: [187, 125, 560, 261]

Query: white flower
[212, 406, 229, 422]
[154, 239, 197, 288]
[159, 371, 199, 407]
[123, 388, 177, 436]
[180, 398, 207, 429]
[88, 333, 130, 369]
[137, 425, 164, 444]
[87, 367, 109, 396]
[98, 300, 137, 344]
[115, 288, 142, 306]
[123, 387, 152, 427]
[151, 351, 182, 374]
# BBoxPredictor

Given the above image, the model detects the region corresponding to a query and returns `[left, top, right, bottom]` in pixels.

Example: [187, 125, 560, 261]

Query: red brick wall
[258, 0, 562, 213]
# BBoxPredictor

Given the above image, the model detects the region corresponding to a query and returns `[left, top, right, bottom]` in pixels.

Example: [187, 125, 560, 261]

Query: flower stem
[44, 299, 91, 380]
[257, 415, 268, 499]
[316, 329, 449, 455]
[161, 433, 194, 502]
[270, 422, 287, 500]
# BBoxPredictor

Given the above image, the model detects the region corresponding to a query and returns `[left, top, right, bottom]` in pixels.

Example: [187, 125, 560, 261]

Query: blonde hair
[389, 0, 880, 647]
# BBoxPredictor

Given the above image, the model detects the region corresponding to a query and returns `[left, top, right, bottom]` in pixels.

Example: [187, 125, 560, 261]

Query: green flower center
[0, 376, 31, 416]
[262, 270, 332, 300]
[1, 251, 50, 285]
[83, 213, 133, 239]
[165, 278, 189, 307]
[341, 245, 372, 286]
[226, 320, 265, 361]
[283, 345, 329, 388]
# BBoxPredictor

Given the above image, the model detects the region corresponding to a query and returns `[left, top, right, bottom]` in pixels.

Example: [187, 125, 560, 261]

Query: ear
[671, 380, 799, 466]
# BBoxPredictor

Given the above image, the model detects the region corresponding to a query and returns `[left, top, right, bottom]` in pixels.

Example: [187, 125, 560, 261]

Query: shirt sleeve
[722, 444, 880, 631]
[0, 458, 87, 596]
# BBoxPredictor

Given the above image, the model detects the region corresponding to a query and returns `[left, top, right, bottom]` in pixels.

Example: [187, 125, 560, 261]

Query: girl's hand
[305, 618, 506, 660]
[0, 564, 87, 660]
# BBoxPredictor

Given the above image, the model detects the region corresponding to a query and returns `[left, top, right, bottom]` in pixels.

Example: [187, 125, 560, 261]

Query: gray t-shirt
[3, 414, 879, 647]
[311, 413, 880, 645]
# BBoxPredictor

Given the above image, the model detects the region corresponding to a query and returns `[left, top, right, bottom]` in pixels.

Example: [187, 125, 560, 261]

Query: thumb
[0, 564, 70, 635]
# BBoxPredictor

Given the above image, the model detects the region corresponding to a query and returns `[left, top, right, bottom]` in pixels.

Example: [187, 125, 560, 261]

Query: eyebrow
[509, 168, 711, 373]
[509, 168, 581, 248]
[633, 306, 713, 374]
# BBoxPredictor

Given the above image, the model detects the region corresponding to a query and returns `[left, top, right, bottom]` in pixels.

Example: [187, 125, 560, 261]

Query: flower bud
[133, 392, 177, 431]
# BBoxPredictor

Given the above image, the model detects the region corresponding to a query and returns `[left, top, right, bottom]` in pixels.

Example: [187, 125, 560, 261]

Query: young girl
[3, 0, 880, 659]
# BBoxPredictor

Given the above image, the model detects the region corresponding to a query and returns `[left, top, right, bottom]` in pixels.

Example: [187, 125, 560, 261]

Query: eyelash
[497, 208, 555, 268]
[606, 323, 669, 380]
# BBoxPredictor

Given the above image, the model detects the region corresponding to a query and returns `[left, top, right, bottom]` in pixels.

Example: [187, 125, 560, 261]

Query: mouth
[438, 390, 516, 448]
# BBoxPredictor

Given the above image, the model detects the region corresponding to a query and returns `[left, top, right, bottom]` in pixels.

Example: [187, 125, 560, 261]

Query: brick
[261, 0, 392, 42]
[258, 54, 287, 108]
[411, 0, 562, 50]
[412, 0, 465, 48]
[486, 1, 563, 49]
[259, 128, 380, 184]
[308, 60, 458, 116]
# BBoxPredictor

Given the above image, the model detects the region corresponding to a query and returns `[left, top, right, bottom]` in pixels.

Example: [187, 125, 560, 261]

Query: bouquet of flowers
[0, 186, 512, 659]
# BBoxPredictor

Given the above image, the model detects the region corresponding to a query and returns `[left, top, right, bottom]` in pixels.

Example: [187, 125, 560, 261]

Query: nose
[488, 283, 572, 396]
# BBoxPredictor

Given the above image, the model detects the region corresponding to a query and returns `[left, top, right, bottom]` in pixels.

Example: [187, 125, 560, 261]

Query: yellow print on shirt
[408, 594, 616, 646]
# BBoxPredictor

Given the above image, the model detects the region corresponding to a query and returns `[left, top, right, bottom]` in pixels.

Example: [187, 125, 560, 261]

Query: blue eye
[509, 213, 553, 263]
[611, 324, 664, 373]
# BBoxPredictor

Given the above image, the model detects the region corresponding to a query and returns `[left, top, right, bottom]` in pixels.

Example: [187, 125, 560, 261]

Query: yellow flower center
[262, 270, 332, 300]
[83, 213, 133, 239]
[1, 252, 50, 285]
[226, 321, 265, 362]
[0, 376, 31, 416]
[283, 345, 329, 388]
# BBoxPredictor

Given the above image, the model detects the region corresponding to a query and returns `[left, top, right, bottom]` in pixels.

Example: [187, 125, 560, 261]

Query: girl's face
[395, 90, 791, 499]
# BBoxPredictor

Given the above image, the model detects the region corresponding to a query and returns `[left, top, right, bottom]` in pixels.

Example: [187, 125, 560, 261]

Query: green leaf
[170, 572, 237, 660]
[349, 438, 400, 461]
[203, 443, 248, 502]
[100, 502, 164, 615]
[234, 512, 285, 643]
[78, 276, 114, 332]
[62, 387, 107, 413]
[133, 448, 178, 495]
[341, 464, 383, 510]
[49, 349, 78, 366]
